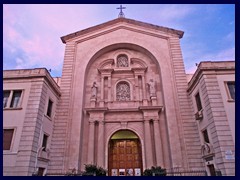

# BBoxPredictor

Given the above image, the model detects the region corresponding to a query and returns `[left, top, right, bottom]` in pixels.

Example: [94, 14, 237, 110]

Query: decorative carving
[147, 79, 156, 97]
[201, 143, 214, 157]
[38, 147, 50, 160]
[131, 58, 148, 68]
[98, 59, 114, 69]
[116, 82, 130, 101]
[117, 55, 128, 67]
[91, 82, 98, 99]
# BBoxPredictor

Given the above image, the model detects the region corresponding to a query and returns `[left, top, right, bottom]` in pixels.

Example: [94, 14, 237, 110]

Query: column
[141, 75, 148, 106]
[87, 121, 95, 164]
[108, 76, 112, 102]
[97, 121, 105, 167]
[135, 75, 139, 102]
[144, 120, 154, 168]
[100, 76, 104, 107]
[153, 119, 164, 166]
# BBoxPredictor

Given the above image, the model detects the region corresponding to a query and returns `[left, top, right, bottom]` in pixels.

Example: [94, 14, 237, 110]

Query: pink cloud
[3, 4, 104, 75]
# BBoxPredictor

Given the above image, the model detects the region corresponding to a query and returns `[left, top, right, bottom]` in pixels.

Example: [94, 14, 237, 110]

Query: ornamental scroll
[116, 82, 130, 101]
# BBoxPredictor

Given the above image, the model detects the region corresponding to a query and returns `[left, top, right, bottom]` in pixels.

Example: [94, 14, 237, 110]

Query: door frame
[107, 129, 144, 176]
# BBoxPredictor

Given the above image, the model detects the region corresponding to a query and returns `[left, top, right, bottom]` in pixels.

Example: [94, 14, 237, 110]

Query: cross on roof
[117, 5, 126, 18]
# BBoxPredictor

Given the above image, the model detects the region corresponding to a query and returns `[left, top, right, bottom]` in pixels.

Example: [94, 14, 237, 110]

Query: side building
[187, 61, 235, 176]
[3, 68, 61, 176]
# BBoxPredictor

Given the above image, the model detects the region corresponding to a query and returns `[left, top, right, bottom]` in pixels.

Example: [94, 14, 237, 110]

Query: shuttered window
[3, 129, 14, 150]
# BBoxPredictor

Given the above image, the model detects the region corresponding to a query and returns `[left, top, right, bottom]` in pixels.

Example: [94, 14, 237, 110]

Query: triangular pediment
[61, 17, 184, 43]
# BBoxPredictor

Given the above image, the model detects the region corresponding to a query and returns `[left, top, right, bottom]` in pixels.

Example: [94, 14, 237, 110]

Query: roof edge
[187, 61, 235, 93]
[61, 17, 184, 43]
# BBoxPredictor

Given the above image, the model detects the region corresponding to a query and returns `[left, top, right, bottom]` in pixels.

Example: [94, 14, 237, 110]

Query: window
[3, 129, 14, 150]
[202, 129, 210, 143]
[195, 92, 203, 111]
[3, 91, 10, 108]
[116, 82, 130, 101]
[10, 90, 22, 108]
[117, 54, 128, 67]
[37, 167, 45, 176]
[227, 82, 235, 100]
[3, 90, 22, 109]
[42, 134, 48, 151]
[207, 164, 216, 176]
[46, 99, 53, 117]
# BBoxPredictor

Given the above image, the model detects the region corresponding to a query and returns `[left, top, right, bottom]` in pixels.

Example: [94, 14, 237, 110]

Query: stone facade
[49, 17, 204, 174]
[187, 61, 235, 176]
[3, 18, 235, 176]
[3, 68, 61, 176]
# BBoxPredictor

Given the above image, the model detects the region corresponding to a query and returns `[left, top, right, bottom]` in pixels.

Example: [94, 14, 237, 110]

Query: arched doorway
[108, 130, 143, 176]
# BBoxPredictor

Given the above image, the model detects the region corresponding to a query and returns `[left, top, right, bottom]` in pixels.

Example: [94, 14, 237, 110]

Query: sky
[3, 4, 235, 77]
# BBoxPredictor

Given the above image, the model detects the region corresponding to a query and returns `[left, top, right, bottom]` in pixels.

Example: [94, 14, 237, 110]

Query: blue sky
[3, 4, 235, 77]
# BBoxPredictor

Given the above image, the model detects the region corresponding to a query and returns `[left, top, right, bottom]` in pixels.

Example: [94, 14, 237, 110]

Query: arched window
[116, 82, 130, 101]
[117, 54, 128, 67]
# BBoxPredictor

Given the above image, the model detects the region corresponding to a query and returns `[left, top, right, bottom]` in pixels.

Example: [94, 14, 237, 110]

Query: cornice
[61, 18, 184, 43]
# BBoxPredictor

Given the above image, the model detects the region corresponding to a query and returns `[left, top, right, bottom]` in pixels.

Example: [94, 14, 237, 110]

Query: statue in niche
[91, 82, 98, 99]
[147, 79, 156, 97]
[117, 55, 129, 67]
[116, 82, 130, 101]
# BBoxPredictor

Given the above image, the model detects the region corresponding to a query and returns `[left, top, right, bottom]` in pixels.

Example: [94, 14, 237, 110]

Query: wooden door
[108, 139, 142, 176]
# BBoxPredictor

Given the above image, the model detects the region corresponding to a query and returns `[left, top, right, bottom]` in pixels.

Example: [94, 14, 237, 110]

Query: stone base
[151, 96, 157, 106]
[143, 99, 148, 106]
[90, 98, 96, 107]
[99, 100, 104, 107]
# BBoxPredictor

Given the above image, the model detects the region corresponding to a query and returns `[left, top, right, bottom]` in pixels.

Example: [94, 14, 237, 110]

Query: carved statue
[91, 82, 98, 98]
[147, 79, 156, 97]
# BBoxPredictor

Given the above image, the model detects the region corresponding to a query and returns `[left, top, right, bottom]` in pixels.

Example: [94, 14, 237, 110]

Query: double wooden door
[108, 139, 142, 176]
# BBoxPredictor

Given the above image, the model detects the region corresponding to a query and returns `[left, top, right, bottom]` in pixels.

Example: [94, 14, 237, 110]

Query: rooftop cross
[117, 5, 126, 18]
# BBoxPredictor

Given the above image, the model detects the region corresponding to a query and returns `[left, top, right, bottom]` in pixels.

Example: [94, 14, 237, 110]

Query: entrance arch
[108, 130, 143, 176]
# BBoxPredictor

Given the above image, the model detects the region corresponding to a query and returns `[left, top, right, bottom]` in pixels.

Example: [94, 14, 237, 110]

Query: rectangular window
[37, 167, 45, 176]
[3, 91, 10, 108]
[3, 129, 14, 150]
[46, 99, 53, 117]
[202, 129, 210, 143]
[10, 90, 22, 108]
[227, 82, 235, 100]
[42, 134, 48, 151]
[3, 90, 23, 109]
[195, 92, 203, 111]
[208, 164, 216, 176]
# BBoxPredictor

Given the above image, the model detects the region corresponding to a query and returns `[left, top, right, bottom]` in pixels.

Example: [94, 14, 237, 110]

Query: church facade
[3, 17, 235, 176]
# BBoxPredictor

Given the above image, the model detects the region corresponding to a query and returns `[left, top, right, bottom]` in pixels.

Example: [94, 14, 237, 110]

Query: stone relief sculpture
[117, 55, 129, 67]
[201, 143, 213, 156]
[147, 79, 156, 97]
[116, 82, 130, 101]
[91, 82, 98, 98]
